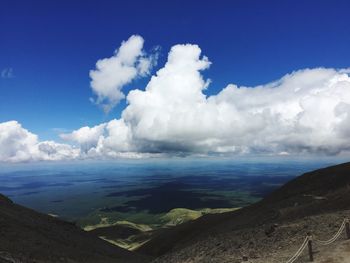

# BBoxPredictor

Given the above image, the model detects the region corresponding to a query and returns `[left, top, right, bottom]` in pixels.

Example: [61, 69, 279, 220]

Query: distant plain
[0, 158, 339, 227]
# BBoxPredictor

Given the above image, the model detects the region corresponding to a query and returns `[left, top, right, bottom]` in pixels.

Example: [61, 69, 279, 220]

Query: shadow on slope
[0, 194, 151, 263]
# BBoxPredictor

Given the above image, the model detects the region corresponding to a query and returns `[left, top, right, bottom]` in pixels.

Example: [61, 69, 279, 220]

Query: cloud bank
[2, 36, 350, 162]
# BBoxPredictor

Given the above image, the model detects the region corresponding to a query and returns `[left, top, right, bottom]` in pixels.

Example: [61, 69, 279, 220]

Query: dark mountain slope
[137, 162, 350, 258]
[262, 161, 350, 213]
[0, 194, 151, 263]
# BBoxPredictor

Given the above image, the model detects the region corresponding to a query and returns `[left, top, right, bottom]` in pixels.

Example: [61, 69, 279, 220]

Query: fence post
[307, 233, 314, 262]
[346, 219, 350, 239]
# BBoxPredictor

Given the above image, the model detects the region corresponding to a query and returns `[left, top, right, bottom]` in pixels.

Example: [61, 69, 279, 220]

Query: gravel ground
[152, 210, 350, 263]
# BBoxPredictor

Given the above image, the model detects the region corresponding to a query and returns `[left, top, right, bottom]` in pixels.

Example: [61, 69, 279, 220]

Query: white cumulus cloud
[0, 121, 39, 162]
[89, 35, 157, 112]
[2, 36, 350, 162]
[60, 123, 106, 153]
[119, 45, 350, 156]
[0, 121, 79, 162]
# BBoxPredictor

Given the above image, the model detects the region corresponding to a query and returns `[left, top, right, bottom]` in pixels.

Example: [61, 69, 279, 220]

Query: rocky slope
[151, 209, 350, 262]
[136, 162, 350, 262]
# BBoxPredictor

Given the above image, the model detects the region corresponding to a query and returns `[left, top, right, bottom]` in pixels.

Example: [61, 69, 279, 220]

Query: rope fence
[285, 236, 309, 263]
[284, 218, 350, 262]
[314, 219, 346, 246]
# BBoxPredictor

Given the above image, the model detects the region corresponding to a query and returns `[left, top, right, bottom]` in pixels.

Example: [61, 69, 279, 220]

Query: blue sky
[1, 0, 350, 162]
[1, 0, 350, 140]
